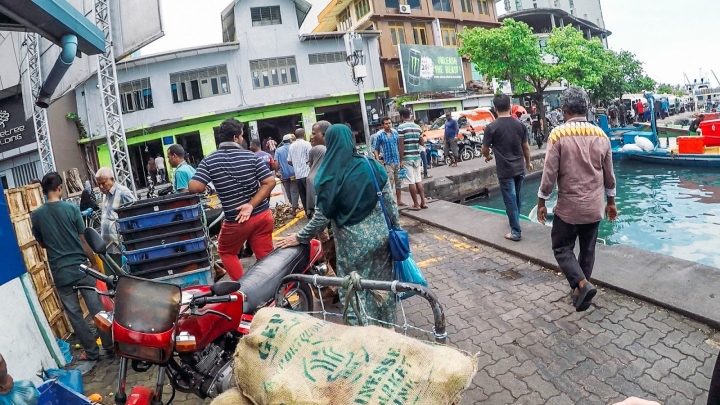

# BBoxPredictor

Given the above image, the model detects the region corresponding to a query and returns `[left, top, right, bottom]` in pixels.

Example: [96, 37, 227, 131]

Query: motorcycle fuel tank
[178, 286, 243, 349]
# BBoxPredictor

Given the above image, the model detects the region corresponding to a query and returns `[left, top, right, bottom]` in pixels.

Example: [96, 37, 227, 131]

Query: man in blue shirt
[167, 144, 196, 193]
[373, 117, 404, 205]
[275, 134, 300, 215]
[443, 111, 460, 167]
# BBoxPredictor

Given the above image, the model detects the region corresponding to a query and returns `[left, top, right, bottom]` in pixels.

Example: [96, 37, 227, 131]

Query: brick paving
[82, 216, 720, 404]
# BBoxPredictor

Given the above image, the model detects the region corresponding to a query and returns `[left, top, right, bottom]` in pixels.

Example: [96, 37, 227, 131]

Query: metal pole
[358, 79, 371, 149]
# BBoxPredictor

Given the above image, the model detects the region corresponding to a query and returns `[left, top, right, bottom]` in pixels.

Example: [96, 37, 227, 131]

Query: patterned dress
[296, 182, 399, 325]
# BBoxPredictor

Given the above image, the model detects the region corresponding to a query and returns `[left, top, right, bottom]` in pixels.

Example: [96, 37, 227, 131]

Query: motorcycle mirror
[84, 228, 107, 254]
[211, 281, 241, 296]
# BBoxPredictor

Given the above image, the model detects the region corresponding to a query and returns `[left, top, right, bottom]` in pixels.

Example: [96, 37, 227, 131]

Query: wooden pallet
[38, 288, 63, 323]
[20, 242, 43, 271]
[28, 263, 52, 293]
[12, 213, 34, 247]
[49, 312, 72, 340]
[23, 184, 43, 212]
[5, 188, 28, 218]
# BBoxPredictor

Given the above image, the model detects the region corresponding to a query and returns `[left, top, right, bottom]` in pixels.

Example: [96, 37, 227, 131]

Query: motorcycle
[426, 139, 446, 167]
[77, 228, 325, 404]
[456, 135, 475, 162]
[460, 128, 484, 158]
[146, 176, 173, 199]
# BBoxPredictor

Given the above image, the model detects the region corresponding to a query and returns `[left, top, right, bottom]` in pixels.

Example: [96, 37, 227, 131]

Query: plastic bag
[394, 254, 428, 300]
[0, 380, 40, 405]
[56, 339, 73, 364]
[41, 369, 83, 395]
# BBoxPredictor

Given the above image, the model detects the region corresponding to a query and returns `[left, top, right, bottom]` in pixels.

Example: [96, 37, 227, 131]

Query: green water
[471, 160, 720, 268]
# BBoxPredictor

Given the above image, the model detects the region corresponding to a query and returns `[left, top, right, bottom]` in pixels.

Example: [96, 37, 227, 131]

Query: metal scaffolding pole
[26, 32, 56, 175]
[94, 0, 136, 195]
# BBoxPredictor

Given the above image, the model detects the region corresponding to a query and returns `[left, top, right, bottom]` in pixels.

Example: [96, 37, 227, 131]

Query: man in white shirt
[288, 128, 312, 216]
[155, 155, 166, 184]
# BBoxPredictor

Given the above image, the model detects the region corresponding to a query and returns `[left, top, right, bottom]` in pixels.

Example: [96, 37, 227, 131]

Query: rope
[342, 272, 365, 326]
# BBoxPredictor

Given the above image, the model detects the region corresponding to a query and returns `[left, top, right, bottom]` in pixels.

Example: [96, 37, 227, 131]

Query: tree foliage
[656, 83, 684, 97]
[588, 50, 655, 102]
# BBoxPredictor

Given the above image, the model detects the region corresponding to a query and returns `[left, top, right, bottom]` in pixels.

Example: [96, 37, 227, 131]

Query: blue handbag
[363, 157, 410, 262]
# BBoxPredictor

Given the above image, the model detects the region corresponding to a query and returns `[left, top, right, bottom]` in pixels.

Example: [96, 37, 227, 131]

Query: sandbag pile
[222, 308, 477, 405]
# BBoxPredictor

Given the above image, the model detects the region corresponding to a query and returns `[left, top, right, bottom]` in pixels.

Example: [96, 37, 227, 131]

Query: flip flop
[409, 207, 421, 211]
[575, 282, 597, 312]
[75, 351, 99, 362]
[398, 202, 408, 207]
[504, 233, 521, 242]
[420, 205, 429, 209]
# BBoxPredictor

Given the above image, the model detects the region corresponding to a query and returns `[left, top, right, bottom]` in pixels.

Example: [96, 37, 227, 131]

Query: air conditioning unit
[399, 4, 411, 14]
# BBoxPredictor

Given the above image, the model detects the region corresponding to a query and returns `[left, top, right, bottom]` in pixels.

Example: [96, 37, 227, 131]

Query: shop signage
[398, 44, 465, 93]
[0, 95, 35, 154]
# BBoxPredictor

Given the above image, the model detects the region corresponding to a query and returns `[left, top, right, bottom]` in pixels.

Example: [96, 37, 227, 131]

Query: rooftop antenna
[712, 70, 720, 87]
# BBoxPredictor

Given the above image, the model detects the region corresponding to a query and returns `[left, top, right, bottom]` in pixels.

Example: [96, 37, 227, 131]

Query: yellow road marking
[416, 257, 444, 268]
[272, 211, 306, 238]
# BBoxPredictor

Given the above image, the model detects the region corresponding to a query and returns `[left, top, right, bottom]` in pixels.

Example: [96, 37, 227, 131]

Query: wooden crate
[79, 293, 89, 318]
[49, 312, 72, 340]
[28, 263, 53, 294]
[4, 188, 27, 218]
[23, 184, 43, 212]
[12, 214, 34, 247]
[38, 288, 63, 322]
[20, 242, 43, 271]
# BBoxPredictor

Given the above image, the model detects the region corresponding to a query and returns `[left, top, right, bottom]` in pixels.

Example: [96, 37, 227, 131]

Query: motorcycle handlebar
[194, 295, 238, 307]
[79, 264, 114, 286]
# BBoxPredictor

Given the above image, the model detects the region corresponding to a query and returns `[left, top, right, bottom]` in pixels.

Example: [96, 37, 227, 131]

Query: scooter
[426, 139, 446, 167]
[77, 228, 325, 404]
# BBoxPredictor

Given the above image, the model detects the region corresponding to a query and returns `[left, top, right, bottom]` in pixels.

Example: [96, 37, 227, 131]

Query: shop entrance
[415, 107, 455, 127]
[129, 139, 164, 189]
[175, 131, 204, 167]
[256, 114, 302, 147]
[315, 104, 366, 143]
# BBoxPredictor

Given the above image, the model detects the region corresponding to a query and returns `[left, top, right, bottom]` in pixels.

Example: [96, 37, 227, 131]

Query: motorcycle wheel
[444, 156, 453, 166]
[280, 281, 314, 312]
[461, 148, 473, 161]
[473, 146, 482, 158]
[431, 156, 438, 168]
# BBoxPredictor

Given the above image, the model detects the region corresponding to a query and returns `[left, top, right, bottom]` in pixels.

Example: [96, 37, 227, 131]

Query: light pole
[345, 31, 371, 150]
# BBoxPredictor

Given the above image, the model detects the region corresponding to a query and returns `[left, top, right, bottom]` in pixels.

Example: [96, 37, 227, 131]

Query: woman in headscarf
[277, 124, 399, 324]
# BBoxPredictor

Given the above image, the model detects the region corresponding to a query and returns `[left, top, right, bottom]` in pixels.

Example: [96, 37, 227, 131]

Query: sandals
[504, 232, 521, 242]
[76, 351, 99, 362]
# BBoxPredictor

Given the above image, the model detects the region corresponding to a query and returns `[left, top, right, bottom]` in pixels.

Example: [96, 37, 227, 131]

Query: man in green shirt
[31, 172, 113, 362]
[167, 144, 196, 193]
[398, 107, 427, 210]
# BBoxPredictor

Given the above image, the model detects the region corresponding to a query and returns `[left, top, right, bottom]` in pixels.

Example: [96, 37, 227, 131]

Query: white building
[500, 0, 606, 29]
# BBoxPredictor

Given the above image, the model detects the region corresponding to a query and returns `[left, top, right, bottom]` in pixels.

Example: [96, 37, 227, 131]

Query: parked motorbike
[456, 135, 475, 162]
[77, 228, 324, 404]
[460, 129, 484, 158]
[146, 176, 173, 199]
[426, 139, 446, 167]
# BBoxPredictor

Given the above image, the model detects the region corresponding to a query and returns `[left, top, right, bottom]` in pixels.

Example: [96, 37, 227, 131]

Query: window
[441, 24, 457, 46]
[250, 57, 298, 89]
[119, 78, 153, 114]
[569, 0, 574, 7]
[170, 65, 229, 104]
[337, 8, 352, 31]
[251, 6, 282, 26]
[432, 0, 452, 12]
[412, 23, 428, 45]
[471, 62, 482, 81]
[478, 0, 490, 14]
[515, 0, 522, 10]
[12, 162, 39, 187]
[407, 0, 421, 9]
[389, 23, 406, 45]
[385, 0, 399, 7]
[397, 69, 404, 89]
[461, 0, 473, 13]
[354, 0, 370, 18]
[309, 52, 348, 65]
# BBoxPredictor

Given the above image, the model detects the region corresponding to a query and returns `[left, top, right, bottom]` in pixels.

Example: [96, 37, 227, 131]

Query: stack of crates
[116, 193, 212, 288]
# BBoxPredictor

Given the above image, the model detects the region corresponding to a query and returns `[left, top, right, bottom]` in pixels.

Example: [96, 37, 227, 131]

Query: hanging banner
[398, 44, 465, 93]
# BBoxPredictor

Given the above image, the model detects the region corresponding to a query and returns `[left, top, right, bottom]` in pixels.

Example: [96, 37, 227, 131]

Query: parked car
[423, 109, 495, 141]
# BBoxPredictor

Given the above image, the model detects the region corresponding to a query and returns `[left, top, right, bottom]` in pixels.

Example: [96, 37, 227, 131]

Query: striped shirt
[192, 143, 273, 222]
[100, 182, 136, 253]
[398, 121, 422, 161]
[288, 139, 312, 179]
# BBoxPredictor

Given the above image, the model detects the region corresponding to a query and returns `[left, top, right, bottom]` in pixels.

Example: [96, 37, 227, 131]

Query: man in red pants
[189, 118, 276, 280]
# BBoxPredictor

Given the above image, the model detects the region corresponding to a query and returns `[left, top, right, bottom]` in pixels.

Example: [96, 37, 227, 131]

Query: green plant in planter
[66, 113, 88, 138]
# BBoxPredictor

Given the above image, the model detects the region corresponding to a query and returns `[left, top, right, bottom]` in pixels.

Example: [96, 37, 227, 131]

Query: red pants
[217, 209, 274, 280]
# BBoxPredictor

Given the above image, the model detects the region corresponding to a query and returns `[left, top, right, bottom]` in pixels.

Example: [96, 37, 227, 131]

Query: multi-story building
[500, 0, 606, 30]
[313, 0, 500, 102]
[76, 0, 386, 188]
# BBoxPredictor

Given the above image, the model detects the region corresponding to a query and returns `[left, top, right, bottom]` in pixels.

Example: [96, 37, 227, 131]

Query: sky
[140, 0, 720, 87]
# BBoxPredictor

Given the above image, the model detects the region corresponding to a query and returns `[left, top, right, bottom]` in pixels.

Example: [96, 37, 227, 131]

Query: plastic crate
[156, 267, 213, 289]
[116, 193, 200, 219]
[38, 379, 92, 405]
[678, 136, 705, 154]
[120, 217, 203, 240]
[118, 206, 201, 232]
[122, 225, 206, 250]
[128, 249, 211, 277]
[125, 237, 207, 264]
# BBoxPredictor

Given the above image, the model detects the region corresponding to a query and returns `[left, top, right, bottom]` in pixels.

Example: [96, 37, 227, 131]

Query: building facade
[76, 0, 386, 189]
[313, 0, 500, 98]
[500, 0, 606, 29]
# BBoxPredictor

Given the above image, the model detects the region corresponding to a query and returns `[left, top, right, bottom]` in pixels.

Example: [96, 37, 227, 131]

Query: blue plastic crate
[124, 237, 207, 264]
[156, 267, 213, 289]
[117, 205, 200, 232]
[38, 380, 92, 405]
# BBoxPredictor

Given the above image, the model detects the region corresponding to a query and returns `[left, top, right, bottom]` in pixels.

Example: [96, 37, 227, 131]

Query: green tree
[458, 20, 606, 133]
[588, 50, 655, 102]
[656, 83, 675, 95]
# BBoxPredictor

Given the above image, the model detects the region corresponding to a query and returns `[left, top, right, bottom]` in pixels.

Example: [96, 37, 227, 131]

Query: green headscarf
[314, 124, 388, 227]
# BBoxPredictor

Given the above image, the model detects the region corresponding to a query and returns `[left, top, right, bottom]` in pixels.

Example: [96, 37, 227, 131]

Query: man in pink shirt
[537, 87, 618, 312]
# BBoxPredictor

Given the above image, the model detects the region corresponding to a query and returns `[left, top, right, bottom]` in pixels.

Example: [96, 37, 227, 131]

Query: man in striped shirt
[398, 108, 427, 210]
[189, 118, 276, 280]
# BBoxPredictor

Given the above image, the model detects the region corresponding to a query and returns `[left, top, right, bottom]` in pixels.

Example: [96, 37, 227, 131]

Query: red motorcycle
[78, 228, 324, 404]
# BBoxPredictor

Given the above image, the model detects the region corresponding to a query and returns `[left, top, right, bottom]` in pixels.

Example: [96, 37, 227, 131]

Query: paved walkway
[82, 216, 719, 404]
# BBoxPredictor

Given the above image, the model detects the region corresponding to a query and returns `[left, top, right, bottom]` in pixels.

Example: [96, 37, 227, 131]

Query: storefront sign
[428, 102, 443, 109]
[399, 44, 465, 94]
[0, 95, 35, 154]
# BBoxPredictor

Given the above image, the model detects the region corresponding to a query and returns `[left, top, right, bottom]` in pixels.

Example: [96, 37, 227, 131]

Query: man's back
[275, 144, 295, 180]
[255, 150, 274, 170]
[444, 118, 459, 139]
[155, 157, 165, 170]
[288, 139, 311, 179]
[398, 121, 421, 161]
[31, 201, 86, 287]
[483, 117, 528, 179]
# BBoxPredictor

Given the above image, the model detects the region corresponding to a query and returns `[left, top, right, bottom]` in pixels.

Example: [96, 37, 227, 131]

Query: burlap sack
[210, 388, 255, 405]
[234, 308, 477, 405]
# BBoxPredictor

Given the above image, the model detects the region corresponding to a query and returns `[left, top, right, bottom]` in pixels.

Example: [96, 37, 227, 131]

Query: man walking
[167, 144, 195, 193]
[373, 117, 404, 205]
[398, 108, 427, 210]
[288, 128, 312, 216]
[265, 137, 277, 157]
[443, 111, 460, 167]
[482, 94, 532, 242]
[275, 134, 300, 216]
[537, 87, 617, 312]
[250, 139, 278, 171]
[155, 154, 166, 184]
[147, 156, 157, 184]
[96, 167, 136, 267]
[188, 118, 276, 280]
[32, 172, 113, 362]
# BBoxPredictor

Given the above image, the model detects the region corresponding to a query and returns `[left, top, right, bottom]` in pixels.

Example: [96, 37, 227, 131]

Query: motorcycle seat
[240, 244, 310, 313]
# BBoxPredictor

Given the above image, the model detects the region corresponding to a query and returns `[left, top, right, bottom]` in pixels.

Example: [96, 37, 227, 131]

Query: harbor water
[471, 160, 720, 268]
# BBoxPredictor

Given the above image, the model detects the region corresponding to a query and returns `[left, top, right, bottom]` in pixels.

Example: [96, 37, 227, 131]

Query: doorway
[175, 131, 204, 167]
[129, 139, 164, 189]
[256, 114, 302, 147]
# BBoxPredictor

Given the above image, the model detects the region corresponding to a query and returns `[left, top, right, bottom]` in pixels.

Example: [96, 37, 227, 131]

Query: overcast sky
[141, 0, 719, 86]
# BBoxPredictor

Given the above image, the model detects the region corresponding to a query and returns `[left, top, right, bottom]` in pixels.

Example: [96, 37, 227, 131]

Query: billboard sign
[0, 93, 36, 154]
[399, 44, 465, 93]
